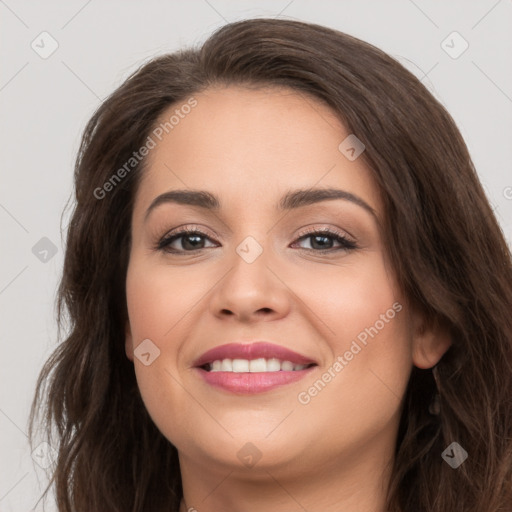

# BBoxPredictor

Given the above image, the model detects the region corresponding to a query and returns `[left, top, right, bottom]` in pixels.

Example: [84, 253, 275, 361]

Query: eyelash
[154, 225, 358, 255]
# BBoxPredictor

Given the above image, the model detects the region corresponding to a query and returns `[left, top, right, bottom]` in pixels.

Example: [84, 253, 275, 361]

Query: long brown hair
[29, 17, 512, 511]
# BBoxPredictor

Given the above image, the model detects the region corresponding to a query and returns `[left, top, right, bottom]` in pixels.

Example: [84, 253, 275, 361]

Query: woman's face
[125, 86, 449, 482]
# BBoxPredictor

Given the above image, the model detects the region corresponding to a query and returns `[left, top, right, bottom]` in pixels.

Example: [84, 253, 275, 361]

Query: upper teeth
[207, 358, 310, 372]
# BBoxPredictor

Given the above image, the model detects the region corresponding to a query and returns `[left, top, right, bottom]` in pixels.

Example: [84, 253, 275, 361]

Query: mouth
[192, 340, 318, 368]
[192, 341, 319, 394]
[199, 359, 317, 373]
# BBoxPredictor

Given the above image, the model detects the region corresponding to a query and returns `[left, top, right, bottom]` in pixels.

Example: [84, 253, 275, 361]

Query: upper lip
[192, 341, 318, 368]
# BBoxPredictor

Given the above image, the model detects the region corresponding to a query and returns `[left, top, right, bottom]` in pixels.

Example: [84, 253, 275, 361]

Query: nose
[208, 239, 291, 323]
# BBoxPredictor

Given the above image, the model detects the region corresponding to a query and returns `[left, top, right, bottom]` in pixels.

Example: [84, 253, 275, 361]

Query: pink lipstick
[192, 341, 318, 394]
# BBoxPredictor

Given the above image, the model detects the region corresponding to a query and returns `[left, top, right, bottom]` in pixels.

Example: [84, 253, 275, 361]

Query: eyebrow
[144, 187, 377, 222]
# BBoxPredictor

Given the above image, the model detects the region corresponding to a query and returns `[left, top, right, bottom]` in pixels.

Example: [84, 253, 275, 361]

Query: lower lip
[194, 366, 317, 394]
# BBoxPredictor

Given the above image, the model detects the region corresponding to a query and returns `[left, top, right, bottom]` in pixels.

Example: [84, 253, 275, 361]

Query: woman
[29, 17, 512, 512]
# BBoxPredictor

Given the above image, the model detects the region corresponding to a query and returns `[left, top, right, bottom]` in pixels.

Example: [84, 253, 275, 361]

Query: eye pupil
[182, 234, 204, 250]
[310, 235, 333, 250]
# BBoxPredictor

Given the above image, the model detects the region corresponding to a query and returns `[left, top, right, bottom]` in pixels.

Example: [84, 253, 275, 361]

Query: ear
[125, 320, 134, 362]
[411, 311, 452, 369]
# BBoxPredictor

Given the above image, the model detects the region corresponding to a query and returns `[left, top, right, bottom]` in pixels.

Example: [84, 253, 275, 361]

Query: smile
[196, 362, 320, 396]
[192, 341, 319, 393]
[204, 357, 315, 372]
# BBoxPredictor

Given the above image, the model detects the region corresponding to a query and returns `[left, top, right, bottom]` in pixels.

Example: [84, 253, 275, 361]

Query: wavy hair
[29, 17, 512, 512]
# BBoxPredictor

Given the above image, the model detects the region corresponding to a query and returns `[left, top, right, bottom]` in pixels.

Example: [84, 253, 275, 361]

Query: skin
[124, 85, 451, 512]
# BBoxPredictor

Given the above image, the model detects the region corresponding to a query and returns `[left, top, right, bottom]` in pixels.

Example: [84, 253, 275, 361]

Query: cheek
[292, 252, 404, 347]
[125, 256, 202, 343]
[125, 258, 203, 441]
[292, 254, 412, 428]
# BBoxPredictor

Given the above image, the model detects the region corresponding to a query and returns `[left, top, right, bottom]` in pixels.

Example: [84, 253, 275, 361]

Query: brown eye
[293, 229, 357, 252]
[157, 229, 217, 253]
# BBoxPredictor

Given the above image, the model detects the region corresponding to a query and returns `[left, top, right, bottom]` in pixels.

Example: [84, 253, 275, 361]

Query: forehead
[133, 85, 381, 218]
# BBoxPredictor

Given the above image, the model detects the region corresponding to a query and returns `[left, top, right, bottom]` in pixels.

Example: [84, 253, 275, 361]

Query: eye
[156, 226, 218, 254]
[291, 227, 358, 252]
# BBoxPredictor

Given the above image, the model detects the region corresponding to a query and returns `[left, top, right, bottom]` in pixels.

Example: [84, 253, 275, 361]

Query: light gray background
[1, 0, 511, 510]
